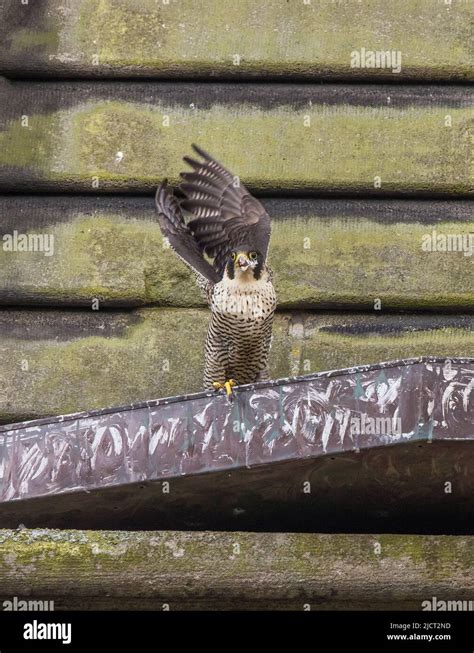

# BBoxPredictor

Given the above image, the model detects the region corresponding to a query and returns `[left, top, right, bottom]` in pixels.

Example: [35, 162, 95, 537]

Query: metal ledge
[1, 357, 472, 532]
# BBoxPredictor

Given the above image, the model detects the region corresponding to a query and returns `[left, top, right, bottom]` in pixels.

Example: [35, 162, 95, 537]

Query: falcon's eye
[231, 252, 237, 261]
[249, 252, 258, 260]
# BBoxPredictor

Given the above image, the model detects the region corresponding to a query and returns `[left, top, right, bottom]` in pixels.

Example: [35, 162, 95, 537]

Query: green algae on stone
[0, 529, 471, 610]
[0, 214, 161, 305]
[0, 86, 471, 193]
[8, 29, 60, 56]
[0, 114, 60, 172]
[300, 326, 474, 377]
[63, 102, 473, 192]
[271, 217, 474, 310]
[0, 309, 472, 423]
[12, 0, 469, 79]
[0, 197, 472, 310]
[0, 209, 198, 306]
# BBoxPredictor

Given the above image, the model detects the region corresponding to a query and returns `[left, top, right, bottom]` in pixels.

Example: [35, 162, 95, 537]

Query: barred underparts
[204, 269, 276, 386]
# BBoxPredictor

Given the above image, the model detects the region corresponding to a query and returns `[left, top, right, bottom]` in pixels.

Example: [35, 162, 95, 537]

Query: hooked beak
[237, 255, 250, 271]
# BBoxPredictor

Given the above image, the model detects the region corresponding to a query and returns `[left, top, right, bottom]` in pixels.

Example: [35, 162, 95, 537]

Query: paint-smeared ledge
[0, 357, 472, 533]
[1, 355, 471, 431]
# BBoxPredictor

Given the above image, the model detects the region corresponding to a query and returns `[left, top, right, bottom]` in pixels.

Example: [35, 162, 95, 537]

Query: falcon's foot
[212, 379, 237, 397]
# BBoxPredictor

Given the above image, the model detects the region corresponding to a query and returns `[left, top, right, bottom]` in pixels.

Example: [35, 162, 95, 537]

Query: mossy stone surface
[0, 309, 472, 423]
[0, 197, 472, 309]
[0, 529, 471, 609]
[0, 0, 472, 80]
[0, 84, 471, 193]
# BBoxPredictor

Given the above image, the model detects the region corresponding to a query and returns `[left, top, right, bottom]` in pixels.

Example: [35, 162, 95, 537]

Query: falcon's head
[226, 247, 264, 280]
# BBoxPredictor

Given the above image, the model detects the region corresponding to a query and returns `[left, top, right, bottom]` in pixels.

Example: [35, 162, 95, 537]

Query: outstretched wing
[179, 144, 271, 278]
[155, 179, 220, 284]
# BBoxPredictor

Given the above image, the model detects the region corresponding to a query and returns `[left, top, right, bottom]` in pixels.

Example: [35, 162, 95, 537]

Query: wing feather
[179, 144, 271, 278]
[155, 145, 272, 282]
[155, 180, 219, 284]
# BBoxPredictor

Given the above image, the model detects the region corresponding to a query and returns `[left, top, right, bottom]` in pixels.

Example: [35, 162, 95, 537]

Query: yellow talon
[212, 379, 237, 396]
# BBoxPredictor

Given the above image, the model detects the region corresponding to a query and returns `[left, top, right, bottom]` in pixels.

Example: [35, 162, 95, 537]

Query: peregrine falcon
[155, 145, 277, 395]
